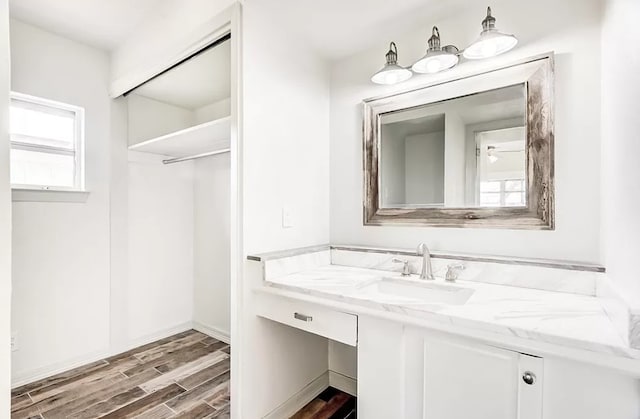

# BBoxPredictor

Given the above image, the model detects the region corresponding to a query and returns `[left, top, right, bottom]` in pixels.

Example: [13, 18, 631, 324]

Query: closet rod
[162, 149, 230, 165]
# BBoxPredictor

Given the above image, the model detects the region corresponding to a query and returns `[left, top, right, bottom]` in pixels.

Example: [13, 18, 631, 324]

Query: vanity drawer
[255, 293, 357, 346]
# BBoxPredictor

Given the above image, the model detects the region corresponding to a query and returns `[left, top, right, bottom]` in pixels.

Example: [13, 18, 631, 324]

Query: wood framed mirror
[363, 54, 554, 229]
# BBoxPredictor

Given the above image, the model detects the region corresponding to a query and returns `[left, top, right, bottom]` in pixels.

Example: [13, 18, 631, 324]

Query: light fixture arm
[428, 26, 461, 56]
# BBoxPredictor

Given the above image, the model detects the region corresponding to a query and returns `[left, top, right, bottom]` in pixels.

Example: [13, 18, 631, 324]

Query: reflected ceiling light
[371, 42, 413, 85]
[412, 27, 459, 74]
[464, 7, 518, 60]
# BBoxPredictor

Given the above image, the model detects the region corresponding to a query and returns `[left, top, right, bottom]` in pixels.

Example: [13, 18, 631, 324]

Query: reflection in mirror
[379, 84, 526, 209]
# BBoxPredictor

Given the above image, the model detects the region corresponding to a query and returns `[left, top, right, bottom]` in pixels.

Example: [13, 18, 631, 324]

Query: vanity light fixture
[371, 42, 413, 85]
[370, 7, 518, 84]
[464, 7, 518, 60]
[412, 27, 459, 74]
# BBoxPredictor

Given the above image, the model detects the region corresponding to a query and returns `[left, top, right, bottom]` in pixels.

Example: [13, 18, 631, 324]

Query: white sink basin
[357, 278, 474, 306]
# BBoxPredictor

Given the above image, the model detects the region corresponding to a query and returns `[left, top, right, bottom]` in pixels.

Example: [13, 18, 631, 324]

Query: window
[480, 179, 526, 207]
[9, 93, 84, 191]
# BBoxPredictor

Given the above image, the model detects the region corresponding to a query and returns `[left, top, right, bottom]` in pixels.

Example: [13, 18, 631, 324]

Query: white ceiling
[262, 0, 471, 60]
[9, 0, 165, 51]
[132, 40, 231, 109]
[9, 0, 476, 59]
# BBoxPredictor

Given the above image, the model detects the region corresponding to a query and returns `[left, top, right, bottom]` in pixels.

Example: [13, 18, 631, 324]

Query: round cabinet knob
[522, 371, 536, 385]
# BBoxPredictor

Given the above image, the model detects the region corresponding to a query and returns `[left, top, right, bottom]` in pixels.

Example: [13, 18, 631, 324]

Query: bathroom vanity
[244, 52, 639, 419]
[248, 246, 640, 419]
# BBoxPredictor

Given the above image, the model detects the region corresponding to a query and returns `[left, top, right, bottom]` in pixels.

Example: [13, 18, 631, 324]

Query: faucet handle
[392, 258, 412, 276]
[445, 263, 465, 282]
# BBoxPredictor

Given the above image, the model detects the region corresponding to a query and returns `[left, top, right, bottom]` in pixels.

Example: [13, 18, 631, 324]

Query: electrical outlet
[11, 333, 17, 352]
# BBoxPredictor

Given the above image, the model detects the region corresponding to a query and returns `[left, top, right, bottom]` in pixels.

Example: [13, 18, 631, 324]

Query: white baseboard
[192, 321, 231, 344]
[263, 371, 329, 419]
[11, 321, 193, 389]
[11, 349, 110, 389]
[329, 370, 357, 396]
[110, 321, 194, 356]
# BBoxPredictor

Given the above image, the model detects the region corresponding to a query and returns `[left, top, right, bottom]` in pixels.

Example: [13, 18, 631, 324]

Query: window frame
[9, 92, 85, 192]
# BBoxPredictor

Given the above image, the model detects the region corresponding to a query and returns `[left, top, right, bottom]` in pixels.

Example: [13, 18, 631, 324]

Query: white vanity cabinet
[252, 288, 640, 419]
[404, 328, 543, 419]
[358, 315, 640, 419]
[358, 316, 543, 419]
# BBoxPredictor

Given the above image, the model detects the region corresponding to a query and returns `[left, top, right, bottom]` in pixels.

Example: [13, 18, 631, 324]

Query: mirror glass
[379, 84, 526, 208]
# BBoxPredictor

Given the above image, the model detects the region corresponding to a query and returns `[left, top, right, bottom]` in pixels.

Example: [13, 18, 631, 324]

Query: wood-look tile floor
[291, 387, 356, 419]
[11, 330, 231, 419]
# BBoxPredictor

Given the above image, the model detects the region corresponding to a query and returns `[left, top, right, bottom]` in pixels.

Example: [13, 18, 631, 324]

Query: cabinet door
[404, 330, 543, 419]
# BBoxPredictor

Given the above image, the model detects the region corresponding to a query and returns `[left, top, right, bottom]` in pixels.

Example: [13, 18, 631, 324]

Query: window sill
[11, 188, 90, 203]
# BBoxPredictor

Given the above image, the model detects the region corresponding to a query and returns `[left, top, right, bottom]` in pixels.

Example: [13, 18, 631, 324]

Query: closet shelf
[128, 116, 231, 158]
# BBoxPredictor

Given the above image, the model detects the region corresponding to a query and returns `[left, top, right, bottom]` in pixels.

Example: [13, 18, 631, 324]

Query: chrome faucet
[417, 243, 435, 280]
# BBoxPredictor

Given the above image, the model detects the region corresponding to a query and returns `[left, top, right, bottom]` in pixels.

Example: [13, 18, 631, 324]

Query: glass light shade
[412, 52, 459, 74]
[464, 31, 518, 60]
[371, 63, 413, 85]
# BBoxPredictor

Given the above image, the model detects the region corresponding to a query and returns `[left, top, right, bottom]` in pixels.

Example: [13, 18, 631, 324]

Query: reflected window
[480, 179, 525, 207]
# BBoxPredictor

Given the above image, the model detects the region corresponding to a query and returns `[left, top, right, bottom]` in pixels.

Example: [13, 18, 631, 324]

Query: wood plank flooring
[11, 330, 230, 419]
[291, 388, 356, 419]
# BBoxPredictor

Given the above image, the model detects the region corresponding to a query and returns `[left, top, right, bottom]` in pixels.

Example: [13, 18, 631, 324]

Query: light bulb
[413, 53, 459, 74]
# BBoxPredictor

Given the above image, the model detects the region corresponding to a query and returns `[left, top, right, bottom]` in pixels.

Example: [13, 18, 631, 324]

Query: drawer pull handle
[294, 312, 313, 322]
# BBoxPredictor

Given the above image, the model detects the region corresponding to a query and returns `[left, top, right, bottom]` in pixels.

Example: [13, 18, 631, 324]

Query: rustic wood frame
[363, 54, 554, 230]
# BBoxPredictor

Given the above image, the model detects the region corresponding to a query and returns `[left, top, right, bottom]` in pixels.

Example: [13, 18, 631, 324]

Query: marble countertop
[263, 265, 640, 361]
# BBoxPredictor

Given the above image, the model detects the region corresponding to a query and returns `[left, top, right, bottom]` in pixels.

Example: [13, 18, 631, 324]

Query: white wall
[10, 19, 112, 385]
[242, 2, 330, 255]
[127, 152, 195, 341]
[193, 154, 230, 337]
[405, 132, 445, 205]
[444, 113, 466, 206]
[241, 0, 331, 416]
[601, 0, 640, 309]
[195, 97, 231, 123]
[330, 0, 603, 263]
[109, 97, 130, 353]
[328, 340, 357, 382]
[0, 0, 11, 414]
[127, 94, 195, 145]
[380, 125, 406, 206]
